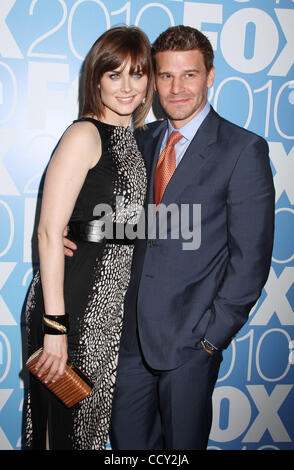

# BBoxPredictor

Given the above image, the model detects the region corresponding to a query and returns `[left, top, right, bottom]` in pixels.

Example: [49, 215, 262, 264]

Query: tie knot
[167, 131, 183, 147]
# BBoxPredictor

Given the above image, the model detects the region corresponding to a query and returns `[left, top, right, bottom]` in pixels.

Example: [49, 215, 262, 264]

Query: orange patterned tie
[154, 131, 183, 206]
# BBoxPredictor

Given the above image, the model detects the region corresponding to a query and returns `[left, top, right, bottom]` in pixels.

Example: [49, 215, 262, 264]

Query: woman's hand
[35, 334, 68, 384]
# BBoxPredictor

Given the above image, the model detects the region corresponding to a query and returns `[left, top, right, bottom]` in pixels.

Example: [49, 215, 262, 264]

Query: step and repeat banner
[0, 0, 294, 451]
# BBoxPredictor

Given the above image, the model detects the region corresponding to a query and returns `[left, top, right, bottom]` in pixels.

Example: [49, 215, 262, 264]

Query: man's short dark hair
[151, 25, 214, 73]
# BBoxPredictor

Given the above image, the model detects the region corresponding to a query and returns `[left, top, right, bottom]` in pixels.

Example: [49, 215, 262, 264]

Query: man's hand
[63, 227, 77, 257]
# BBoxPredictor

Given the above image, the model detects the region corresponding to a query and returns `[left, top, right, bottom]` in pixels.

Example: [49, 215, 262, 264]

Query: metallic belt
[68, 220, 136, 245]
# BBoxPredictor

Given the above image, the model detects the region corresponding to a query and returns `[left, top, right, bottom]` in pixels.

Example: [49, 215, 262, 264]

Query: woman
[25, 26, 154, 450]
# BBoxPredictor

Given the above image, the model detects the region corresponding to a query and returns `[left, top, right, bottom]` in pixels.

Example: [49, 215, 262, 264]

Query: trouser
[109, 329, 222, 450]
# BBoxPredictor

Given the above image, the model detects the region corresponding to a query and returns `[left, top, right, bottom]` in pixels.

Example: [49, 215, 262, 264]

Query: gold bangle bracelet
[43, 316, 67, 334]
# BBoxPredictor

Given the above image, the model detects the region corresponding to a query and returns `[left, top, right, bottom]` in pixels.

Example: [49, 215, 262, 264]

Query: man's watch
[202, 339, 217, 352]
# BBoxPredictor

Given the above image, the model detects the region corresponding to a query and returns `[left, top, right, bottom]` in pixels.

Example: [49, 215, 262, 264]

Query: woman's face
[99, 58, 148, 126]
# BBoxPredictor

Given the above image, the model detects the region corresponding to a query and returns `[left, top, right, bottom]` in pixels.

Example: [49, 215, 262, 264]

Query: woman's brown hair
[81, 26, 154, 128]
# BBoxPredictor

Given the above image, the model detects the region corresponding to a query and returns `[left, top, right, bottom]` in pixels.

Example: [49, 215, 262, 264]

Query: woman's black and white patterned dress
[25, 118, 147, 450]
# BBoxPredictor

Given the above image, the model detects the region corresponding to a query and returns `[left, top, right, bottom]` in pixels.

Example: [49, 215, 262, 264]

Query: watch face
[204, 340, 214, 351]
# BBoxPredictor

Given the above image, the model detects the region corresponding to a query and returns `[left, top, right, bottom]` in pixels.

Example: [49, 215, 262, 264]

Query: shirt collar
[167, 102, 211, 142]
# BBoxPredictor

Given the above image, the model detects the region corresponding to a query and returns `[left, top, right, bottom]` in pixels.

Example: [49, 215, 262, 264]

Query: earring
[142, 97, 146, 105]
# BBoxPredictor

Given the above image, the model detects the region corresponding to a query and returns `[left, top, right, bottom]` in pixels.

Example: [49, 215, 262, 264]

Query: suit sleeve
[204, 136, 275, 350]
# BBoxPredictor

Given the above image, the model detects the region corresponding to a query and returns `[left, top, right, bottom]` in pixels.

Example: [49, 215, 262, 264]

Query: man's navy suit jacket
[122, 107, 275, 371]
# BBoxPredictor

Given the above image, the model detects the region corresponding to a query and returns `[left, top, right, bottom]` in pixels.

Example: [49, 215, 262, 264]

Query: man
[109, 25, 275, 450]
[65, 26, 275, 450]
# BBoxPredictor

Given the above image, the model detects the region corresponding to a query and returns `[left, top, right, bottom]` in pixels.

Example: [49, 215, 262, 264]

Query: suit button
[148, 241, 156, 247]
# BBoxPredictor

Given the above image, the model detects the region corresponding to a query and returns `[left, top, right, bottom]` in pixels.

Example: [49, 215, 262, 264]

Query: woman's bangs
[115, 45, 149, 75]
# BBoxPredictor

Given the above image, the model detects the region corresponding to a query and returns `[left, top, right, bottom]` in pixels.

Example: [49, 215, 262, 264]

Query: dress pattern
[25, 119, 147, 450]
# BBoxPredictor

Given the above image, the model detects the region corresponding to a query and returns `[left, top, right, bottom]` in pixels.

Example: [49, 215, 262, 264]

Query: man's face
[154, 49, 215, 128]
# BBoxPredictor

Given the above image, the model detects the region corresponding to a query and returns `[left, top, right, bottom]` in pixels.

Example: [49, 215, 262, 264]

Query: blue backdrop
[0, 0, 293, 450]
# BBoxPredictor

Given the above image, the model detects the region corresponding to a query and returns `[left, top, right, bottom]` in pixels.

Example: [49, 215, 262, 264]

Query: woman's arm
[34, 121, 101, 383]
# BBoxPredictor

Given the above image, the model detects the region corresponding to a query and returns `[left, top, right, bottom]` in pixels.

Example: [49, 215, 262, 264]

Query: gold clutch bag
[26, 348, 94, 408]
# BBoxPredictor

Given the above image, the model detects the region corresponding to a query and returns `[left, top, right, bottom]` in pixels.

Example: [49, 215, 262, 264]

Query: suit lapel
[146, 121, 167, 206]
